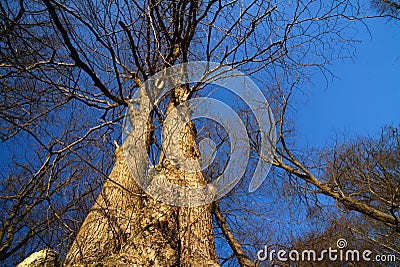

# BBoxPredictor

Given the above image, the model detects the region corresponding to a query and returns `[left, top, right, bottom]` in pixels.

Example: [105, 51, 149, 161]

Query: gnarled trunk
[65, 87, 218, 266]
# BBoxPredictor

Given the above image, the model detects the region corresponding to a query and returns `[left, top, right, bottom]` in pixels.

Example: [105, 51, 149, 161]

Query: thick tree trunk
[65, 88, 218, 266]
[167, 118, 217, 266]
[64, 146, 179, 266]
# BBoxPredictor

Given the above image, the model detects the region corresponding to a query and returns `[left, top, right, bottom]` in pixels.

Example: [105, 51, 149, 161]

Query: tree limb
[42, 0, 127, 106]
[212, 202, 254, 267]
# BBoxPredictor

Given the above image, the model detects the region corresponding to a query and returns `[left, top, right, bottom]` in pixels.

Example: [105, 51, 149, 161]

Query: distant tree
[290, 215, 397, 267]
[274, 126, 400, 266]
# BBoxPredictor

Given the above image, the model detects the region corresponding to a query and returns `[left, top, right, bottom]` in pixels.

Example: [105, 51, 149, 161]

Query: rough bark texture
[64, 88, 218, 266]
[170, 121, 217, 266]
[64, 146, 179, 266]
[160, 88, 218, 265]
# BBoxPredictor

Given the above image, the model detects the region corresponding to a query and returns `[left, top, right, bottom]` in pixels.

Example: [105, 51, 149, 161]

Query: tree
[1, 0, 397, 266]
[371, 0, 400, 18]
[284, 126, 400, 266]
[273, 112, 400, 231]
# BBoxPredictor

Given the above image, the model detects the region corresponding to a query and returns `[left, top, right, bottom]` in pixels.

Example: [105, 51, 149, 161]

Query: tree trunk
[163, 102, 217, 266]
[65, 87, 218, 266]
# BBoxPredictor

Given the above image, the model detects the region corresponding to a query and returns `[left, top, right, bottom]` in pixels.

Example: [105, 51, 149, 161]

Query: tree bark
[65, 87, 218, 266]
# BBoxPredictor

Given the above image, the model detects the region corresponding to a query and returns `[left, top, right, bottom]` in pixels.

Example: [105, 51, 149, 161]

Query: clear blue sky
[295, 18, 400, 147]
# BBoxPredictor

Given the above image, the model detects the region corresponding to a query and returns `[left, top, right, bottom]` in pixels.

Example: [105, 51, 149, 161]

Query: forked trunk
[65, 87, 218, 266]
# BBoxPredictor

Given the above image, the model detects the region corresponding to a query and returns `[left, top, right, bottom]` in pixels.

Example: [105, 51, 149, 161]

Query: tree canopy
[0, 0, 399, 266]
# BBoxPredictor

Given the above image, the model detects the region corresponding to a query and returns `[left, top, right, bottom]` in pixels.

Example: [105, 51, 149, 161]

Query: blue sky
[295, 18, 400, 148]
